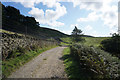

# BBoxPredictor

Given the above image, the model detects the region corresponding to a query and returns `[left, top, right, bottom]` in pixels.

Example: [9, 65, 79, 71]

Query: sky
[1, 0, 119, 37]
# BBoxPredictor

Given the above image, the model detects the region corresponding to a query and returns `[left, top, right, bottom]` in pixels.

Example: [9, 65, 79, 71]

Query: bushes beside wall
[100, 33, 120, 58]
[1, 32, 58, 60]
[70, 44, 119, 79]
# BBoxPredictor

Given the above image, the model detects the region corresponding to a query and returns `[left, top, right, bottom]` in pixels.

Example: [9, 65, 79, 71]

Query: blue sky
[1, 0, 118, 37]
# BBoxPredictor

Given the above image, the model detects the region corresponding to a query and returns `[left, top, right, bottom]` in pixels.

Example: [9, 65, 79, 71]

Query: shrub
[6, 46, 27, 59]
[100, 33, 120, 57]
[71, 36, 85, 43]
[30, 45, 39, 51]
[70, 44, 119, 79]
[17, 46, 27, 53]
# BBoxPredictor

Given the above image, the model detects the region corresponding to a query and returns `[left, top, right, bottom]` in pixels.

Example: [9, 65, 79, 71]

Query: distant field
[83, 37, 110, 47]
[60, 37, 110, 47]
[60, 37, 72, 43]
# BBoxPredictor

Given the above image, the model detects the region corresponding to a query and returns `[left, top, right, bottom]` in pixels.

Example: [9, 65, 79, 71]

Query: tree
[71, 26, 84, 42]
[6, 6, 20, 21]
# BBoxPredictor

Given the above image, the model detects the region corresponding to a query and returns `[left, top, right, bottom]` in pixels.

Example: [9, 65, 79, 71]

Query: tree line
[2, 4, 40, 34]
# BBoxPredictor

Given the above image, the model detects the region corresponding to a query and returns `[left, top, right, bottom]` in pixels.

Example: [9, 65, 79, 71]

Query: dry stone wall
[1, 33, 58, 60]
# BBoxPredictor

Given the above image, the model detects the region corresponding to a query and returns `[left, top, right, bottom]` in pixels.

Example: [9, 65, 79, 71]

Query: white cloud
[47, 21, 65, 27]
[69, 0, 118, 32]
[101, 5, 118, 28]
[31, 1, 66, 27]
[84, 25, 93, 31]
[10, 0, 35, 8]
[79, 2, 103, 11]
[110, 28, 118, 34]
[10, 0, 67, 27]
[40, 0, 58, 8]
[84, 30, 110, 37]
[28, 7, 44, 20]
[20, 2, 34, 8]
[61, 30, 72, 35]
[76, 0, 118, 33]
[28, 2, 66, 27]
[77, 12, 100, 22]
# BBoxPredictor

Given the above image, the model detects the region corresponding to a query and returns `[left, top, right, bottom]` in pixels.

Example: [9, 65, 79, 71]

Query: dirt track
[9, 47, 67, 78]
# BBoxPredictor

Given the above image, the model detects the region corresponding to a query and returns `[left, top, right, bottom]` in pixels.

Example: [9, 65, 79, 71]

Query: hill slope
[2, 3, 67, 38]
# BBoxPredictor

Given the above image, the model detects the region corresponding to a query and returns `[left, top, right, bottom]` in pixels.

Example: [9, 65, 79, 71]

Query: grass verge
[2, 46, 57, 78]
[63, 48, 85, 79]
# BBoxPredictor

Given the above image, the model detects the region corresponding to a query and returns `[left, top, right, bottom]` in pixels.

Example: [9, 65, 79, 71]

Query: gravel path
[8, 47, 67, 78]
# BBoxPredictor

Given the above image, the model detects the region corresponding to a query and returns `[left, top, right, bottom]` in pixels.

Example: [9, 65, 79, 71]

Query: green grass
[1, 29, 23, 36]
[83, 37, 110, 47]
[2, 46, 57, 78]
[61, 37, 72, 43]
[60, 37, 72, 46]
[60, 37, 109, 47]
[63, 48, 88, 79]
[60, 42, 70, 46]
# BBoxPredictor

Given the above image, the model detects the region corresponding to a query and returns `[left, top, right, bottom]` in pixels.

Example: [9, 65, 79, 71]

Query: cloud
[101, 5, 118, 28]
[40, 0, 58, 8]
[28, 2, 66, 27]
[79, 2, 103, 11]
[20, 1, 34, 8]
[84, 25, 93, 31]
[76, 0, 118, 32]
[28, 7, 44, 21]
[10, 0, 35, 8]
[69, 0, 103, 9]
[84, 30, 110, 37]
[10, 0, 67, 27]
[77, 12, 100, 22]
[47, 21, 65, 27]
[61, 30, 72, 35]
[31, 1, 66, 27]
